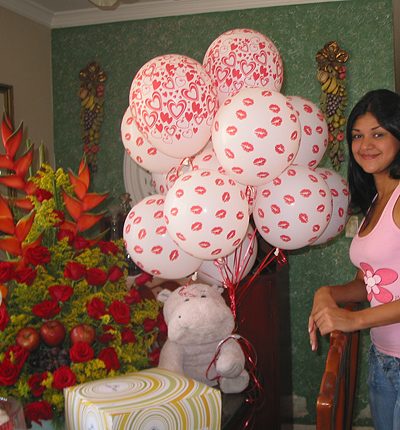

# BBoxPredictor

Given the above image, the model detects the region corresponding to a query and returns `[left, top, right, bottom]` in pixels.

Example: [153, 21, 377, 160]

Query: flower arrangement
[0, 114, 165, 428]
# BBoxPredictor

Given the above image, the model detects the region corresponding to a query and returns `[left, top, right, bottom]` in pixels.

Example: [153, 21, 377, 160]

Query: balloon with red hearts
[286, 96, 329, 169]
[203, 28, 284, 105]
[212, 88, 301, 187]
[253, 164, 333, 250]
[123, 194, 202, 279]
[164, 169, 250, 260]
[129, 54, 218, 159]
[121, 107, 182, 174]
[310, 168, 350, 246]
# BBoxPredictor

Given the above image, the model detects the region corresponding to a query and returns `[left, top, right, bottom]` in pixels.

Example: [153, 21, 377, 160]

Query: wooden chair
[316, 303, 360, 430]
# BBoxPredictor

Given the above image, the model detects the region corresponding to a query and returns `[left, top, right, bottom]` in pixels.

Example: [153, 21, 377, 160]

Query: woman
[309, 89, 400, 430]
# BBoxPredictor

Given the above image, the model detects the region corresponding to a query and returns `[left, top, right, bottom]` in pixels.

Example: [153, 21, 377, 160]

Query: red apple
[70, 323, 96, 346]
[16, 327, 40, 352]
[40, 321, 66, 347]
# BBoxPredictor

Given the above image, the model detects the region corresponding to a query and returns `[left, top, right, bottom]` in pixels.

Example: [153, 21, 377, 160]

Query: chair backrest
[316, 303, 360, 430]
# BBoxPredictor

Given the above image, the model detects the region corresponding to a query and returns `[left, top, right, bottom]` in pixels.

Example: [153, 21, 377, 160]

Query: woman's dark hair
[346, 89, 400, 215]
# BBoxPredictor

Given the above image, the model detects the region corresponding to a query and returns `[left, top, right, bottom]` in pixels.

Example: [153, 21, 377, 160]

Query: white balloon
[311, 168, 350, 245]
[253, 164, 333, 250]
[192, 144, 257, 213]
[212, 88, 301, 187]
[121, 107, 182, 174]
[286, 96, 328, 169]
[123, 195, 202, 279]
[196, 224, 258, 286]
[164, 169, 250, 260]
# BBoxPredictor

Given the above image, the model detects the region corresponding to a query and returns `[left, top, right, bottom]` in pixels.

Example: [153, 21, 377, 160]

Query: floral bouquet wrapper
[64, 367, 221, 430]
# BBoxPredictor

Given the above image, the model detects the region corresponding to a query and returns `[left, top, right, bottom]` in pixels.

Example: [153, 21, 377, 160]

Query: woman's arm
[308, 269, 367, 351]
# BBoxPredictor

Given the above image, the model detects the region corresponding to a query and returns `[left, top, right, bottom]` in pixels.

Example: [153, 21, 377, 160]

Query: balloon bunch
[121, 28, 350, 290]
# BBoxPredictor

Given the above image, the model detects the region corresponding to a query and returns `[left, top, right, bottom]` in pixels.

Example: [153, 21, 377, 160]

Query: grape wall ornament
[78, 62, 107, 173]
[316, 41, 349, 171]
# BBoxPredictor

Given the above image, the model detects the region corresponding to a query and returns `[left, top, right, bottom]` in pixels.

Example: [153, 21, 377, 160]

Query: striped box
[64, 367, 221, 430]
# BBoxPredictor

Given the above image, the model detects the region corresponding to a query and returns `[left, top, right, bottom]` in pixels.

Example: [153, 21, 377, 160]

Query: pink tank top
[350, 182, 400, 358]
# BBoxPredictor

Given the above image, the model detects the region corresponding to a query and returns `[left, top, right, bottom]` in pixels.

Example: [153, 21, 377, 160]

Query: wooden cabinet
[222, 262, 292, 429]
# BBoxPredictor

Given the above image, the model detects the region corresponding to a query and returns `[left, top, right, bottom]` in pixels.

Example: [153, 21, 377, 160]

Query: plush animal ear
[211, 284, 225, 295]
[157, 289, 172, 303]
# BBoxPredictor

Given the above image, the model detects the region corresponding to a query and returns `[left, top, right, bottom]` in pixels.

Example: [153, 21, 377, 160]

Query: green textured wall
[52, 0, 394, 426]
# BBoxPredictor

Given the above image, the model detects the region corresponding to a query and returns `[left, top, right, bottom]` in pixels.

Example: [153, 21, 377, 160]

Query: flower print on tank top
[360, 262, 397, 303]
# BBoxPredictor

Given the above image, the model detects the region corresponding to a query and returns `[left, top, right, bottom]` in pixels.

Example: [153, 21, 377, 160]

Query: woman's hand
[313, 306, 358, 336]
[308, 286, 338, 351]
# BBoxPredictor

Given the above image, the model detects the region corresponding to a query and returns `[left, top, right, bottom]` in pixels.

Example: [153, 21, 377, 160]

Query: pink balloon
[196, 224, 258, 286]
[164, 169, 250, 260]
[286, 96, 328, 169]
[121, 107, 182, 174]
[311, 168, 350, 245]
[123, 195, 202, 279]
[212, 88, 301, 187]
[253, 164, 333, 250]
[129, 54, 218, 159]
[203, 28, 283, 105]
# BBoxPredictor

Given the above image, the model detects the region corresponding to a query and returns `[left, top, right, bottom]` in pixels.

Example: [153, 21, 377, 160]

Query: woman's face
[351, 112, 400, 177]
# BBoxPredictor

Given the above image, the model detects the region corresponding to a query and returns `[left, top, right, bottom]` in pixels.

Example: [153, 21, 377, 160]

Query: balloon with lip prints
[253, 164, 333, 250]
[164, 169, 250, 260]
[203, 28, 284, 105]
[212, 88, 301, 187]
[286, 96, 328, 169]
[121, 107, 182, 174]
[123, 195, 202, 279]
[129, 54, 218, 159]
[196, 224, 258, 286]
[192, 144, 257, 213]
[311, 168, 350, 245]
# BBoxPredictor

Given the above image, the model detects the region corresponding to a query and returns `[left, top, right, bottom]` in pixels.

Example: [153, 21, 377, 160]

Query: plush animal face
[158, 283, 234, 345]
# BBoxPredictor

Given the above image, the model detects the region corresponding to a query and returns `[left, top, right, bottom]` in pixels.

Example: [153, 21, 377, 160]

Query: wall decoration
[78, 62, 107, 174]
[316, 41, 349, 171]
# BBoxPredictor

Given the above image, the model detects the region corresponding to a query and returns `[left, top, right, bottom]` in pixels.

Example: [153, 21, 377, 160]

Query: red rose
[107, 265, 124, 282]
[148, 348, 160, 367]
[85, 268, 107, 286]
[97, 325, 115, 344]
[52, 366, 76, 390]
[48, 285, 73, 302]
[0, 261, 15, 283]
[73, 236, 90, 251]
[52, 210, 65, 227]
[57, 229, 74, 244]
[0, 308, 10, 331]
[64, 261, 87, 281]
[28, 373, 45, 397]
[4, 345, 28, 367]
[24, 246, 51, 266]
[134, 271, 153, 286]
[98, 241, 120, 255]
[14, 267, 37, 286]
[86, 297, 106, 320]
[143, 317, 157, 333]
[24, 400, 52, 425]
[69, 341, 95, 363]
[0, 361, 21, 385]
[98, 347, 121, 372]
[108, 300, 130, 325]
[121, 327, 136, 344]
[124, 287, 142, 305]
[35, 188, 53, 203]
[157, 313, 168, 335]
[32, 300, 61, 319]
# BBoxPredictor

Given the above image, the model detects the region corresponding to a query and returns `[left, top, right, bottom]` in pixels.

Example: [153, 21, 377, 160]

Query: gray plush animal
[157, 283, 249, 394]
